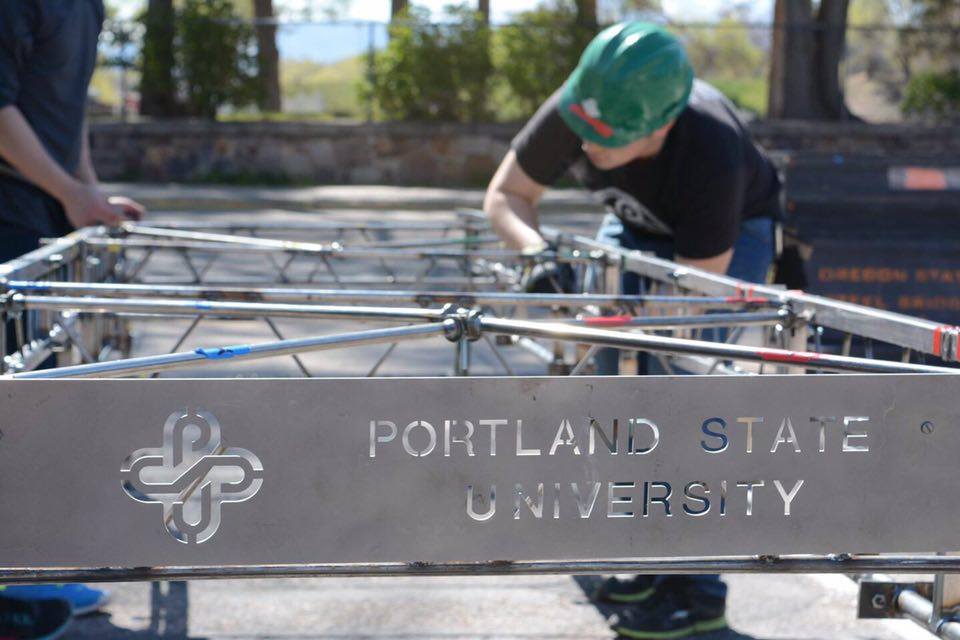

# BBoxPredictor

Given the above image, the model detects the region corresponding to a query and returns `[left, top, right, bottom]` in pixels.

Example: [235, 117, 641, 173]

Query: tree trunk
[253, 0, 282, 113]
[768, 0, 850, 120]
[814, 0, 850, 119]
[575, 0, 598, 30]
[478, 0, 490, 24]
[139, 0, 179, 117]
[391, 0, 409, 20]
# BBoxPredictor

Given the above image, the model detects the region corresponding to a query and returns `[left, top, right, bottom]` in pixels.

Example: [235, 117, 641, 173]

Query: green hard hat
[559, 22, 694, 148]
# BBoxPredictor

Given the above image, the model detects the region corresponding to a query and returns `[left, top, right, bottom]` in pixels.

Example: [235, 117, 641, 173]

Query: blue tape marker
[195, 345, 252, 360]
[7, 282, 48, 291]
[195, 301, 213, 310]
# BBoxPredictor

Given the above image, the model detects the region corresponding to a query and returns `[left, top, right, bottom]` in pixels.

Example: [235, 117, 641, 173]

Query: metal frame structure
[2, 210, 959, 637]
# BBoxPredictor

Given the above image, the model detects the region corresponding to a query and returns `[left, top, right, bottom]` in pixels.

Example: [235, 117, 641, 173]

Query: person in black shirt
[0, 2, 146, 635]
[483, 22, 782, 639]
[0, 0, 145, 254]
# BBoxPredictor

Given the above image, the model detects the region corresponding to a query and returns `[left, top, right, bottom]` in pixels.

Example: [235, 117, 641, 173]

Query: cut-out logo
[121, 409, 263, 544]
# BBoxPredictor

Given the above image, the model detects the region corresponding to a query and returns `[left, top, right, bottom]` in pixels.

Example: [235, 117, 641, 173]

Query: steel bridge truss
[2, 210, 959, 637]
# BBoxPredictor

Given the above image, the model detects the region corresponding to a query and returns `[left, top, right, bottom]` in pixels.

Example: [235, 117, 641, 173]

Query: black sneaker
[611, 589, 727, 639]
[594, 575, 657, 604]
[0, 595, 72, 640]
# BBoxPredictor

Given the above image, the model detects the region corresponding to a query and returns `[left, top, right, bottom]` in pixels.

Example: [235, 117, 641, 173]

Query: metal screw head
[872, 593, 887, 609]
[921, 421, 935, 434]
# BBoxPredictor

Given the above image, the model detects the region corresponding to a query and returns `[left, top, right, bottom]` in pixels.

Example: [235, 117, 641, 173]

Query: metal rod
[479, 317, 959, 375]
[7, 554, 960, 585]
[5, 281, 779, 309]
[16, 295, 445, 323]
[519, 214, 960, 362]
[11, 321, 453, 379]
[899, 588, 960, 640]
[141, 220, 472, 232]
[106, 234, 592, 263]
[563, 310, 789, 329]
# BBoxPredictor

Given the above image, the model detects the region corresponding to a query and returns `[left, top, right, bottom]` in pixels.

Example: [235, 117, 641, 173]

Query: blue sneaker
[0, 585, 109, 616]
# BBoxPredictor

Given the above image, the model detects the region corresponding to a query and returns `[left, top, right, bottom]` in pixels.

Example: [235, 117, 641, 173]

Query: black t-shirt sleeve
[673, 170, 745, 259]
[511, 89, 582, 186]
[0, 2, 32, 110]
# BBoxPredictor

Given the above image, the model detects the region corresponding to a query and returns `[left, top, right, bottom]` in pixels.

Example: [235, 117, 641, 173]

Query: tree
[478, 0, 490, 24]
[369, 5, 492, 122]
[574, 0, 598, 31]
[768, 0, 852, 120]
[140, 0, 180, 117]
[253, 0, 282, 112]
[495, 3, 594, 117]
[178, 0, 262, 118]
[897, 0, 960, 120]
[391, 0, 409, 20]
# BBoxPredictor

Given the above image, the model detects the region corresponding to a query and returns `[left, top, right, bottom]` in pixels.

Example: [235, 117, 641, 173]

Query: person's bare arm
[75, 120, 99, 186]
[0, 106, 142, 227]
[75, 119, 146, 220]
[483, 150, 549, 251]
[675, 249, 733, 275]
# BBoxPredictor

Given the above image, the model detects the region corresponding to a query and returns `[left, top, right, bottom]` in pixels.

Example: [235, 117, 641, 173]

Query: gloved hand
[520, 241, 579, 294]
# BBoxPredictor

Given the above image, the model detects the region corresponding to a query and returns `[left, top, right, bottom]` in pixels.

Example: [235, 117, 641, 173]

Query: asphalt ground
[60, 203, 938, 640]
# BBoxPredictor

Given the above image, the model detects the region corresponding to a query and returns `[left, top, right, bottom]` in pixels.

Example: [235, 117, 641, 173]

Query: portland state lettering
[369, 414, 871, 523]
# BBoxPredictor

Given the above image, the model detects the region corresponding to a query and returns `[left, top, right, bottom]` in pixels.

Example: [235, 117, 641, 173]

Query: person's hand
[61, 182, 146, 228]
[107, 195, 147, 222]
[520, 241, 579, 295]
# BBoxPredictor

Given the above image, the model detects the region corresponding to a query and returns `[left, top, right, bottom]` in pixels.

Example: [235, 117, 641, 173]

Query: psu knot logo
[121, 408, 263, 544]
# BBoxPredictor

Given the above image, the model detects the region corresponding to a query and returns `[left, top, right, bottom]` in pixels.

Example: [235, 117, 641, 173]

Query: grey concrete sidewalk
[68, 574, 932, 640]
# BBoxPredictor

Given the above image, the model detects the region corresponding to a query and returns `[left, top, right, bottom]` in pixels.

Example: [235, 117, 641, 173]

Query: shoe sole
[614, 616, 727, 639]
[0, 599, 73, 640]
[36, 615, 72, 640]
[71, 593, 110, 617]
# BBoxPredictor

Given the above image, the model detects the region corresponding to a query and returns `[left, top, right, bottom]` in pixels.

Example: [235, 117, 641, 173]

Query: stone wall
[89, 119, 960, 186]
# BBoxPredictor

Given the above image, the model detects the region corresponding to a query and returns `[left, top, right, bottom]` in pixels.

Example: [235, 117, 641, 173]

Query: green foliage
[367, 5, 493, 122]
[902, 70, 960, 121]
[178, 0, 261, 119]
[139, 0, 180, 117]
[677, 18, 764, 81]
[137, 0, 260, 119]
[494, 3, 594, 117]
[709, 77, 768, 117]
[282, 56, 366, 118]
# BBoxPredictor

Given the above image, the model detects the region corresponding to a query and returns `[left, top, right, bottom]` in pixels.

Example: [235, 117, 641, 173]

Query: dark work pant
[589, 214, 780, 603]
[1, 225, 43, 360]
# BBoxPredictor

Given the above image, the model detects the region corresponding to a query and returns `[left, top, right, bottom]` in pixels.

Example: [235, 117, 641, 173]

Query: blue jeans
[595, 214, 775, 376]
[593, 214, 775, 602]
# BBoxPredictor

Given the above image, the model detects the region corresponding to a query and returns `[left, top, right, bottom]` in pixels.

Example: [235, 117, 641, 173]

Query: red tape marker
[757, 349, 822, 365]
[724, 296, 771, 305]
[933, 325, 959, 358]
[584, 315, 633, 327]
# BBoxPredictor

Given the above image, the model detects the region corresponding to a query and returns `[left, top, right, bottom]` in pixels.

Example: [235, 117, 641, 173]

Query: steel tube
[525, 216, 960, 362]
[94, 237, 595, 263]
[563, 310, 789, 329]
[479, 316, 959, 374]
[11, 321, 452, 379]
[17, 295, 445, 323]
[898, 589, 960, 640]
[5, 281, 778, 309]
[139, 220, 470, 232]
[6, 554, 960, 585]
